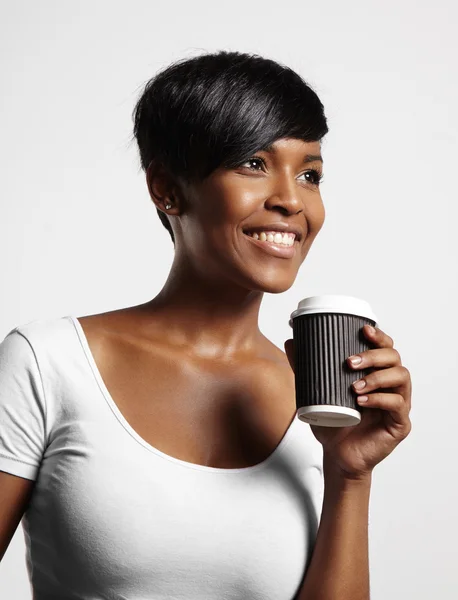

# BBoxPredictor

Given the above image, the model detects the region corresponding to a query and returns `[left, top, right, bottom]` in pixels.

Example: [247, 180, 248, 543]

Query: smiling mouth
[242, 229, 297, 245]
[242, 231, 298, 258]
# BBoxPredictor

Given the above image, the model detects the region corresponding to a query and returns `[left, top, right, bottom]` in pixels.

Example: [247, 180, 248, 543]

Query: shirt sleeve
[0, 327, 47, 480]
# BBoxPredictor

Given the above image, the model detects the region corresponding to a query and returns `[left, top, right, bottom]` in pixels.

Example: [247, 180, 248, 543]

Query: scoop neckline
[67, 314, 298, 474]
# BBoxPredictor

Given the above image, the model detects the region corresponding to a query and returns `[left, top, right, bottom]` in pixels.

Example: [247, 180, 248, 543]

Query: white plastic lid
[297, 405, 361, 427]
[289, 294, 378, 328]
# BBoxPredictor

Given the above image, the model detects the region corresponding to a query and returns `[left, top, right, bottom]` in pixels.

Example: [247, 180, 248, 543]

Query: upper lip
[242, 222, 304, 241]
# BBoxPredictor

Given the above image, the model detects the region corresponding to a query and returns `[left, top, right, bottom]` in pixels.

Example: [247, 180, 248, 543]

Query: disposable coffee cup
[289, 295, 379, 427]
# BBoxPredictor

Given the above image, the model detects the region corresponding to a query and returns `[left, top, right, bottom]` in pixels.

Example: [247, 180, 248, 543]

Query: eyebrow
[260, 143, 323, 164]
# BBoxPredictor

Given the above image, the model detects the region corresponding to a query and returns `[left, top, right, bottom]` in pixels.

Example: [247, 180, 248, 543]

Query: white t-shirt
[0, 315, 324, 600]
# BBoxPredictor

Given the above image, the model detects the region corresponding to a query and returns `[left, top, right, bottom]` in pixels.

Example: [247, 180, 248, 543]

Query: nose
[264, 175, 303, 215]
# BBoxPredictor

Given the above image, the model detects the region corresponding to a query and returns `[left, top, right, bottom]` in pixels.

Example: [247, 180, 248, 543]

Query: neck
[140, 254, 267, 359]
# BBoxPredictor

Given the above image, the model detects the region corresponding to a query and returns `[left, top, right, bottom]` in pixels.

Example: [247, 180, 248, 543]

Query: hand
[284, 324, 412, 481]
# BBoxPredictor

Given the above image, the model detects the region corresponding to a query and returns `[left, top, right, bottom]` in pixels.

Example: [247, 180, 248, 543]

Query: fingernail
[367, 325, 376, 335]
[353, 379, 366, 390]
[349, 355, 362, 366]
[357, 395, 368, 403]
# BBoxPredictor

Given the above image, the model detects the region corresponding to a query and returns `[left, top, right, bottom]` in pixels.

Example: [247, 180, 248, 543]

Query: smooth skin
[143, 137, 326, 342]
[0, 136, 327, 560]
[0, 473, 34, 561]
[1, 137, 412, 600]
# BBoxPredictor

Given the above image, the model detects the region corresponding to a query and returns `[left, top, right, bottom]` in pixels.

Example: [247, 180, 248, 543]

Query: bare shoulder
[257, 335, 295, 385]
[258, 332, 291, 364]
[73, 307, 148, 364]
[75, 304, 157, 341]
[76, 307, 294, 389]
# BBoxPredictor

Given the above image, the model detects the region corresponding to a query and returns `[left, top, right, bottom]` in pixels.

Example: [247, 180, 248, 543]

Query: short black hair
[131, 50, 328, 246]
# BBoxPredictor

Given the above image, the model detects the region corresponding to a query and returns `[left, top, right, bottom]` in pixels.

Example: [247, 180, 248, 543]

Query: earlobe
[147, 161, 176, 213]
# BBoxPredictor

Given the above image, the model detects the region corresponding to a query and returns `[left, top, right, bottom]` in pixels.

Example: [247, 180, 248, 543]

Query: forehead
[258, 137, 323, 162]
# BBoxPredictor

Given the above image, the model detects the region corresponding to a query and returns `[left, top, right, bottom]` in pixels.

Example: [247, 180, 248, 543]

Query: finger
[352, 365, 410, 395]
[356, 391, 411, 433]
[363, 324, 394, 348]
[347, 347, 401, 370]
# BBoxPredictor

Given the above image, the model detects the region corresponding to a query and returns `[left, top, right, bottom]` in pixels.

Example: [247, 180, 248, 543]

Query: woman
[0, 50, 412, 599]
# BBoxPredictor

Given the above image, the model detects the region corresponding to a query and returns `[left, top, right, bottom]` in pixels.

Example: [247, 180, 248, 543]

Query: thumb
[284, 338, 295, 373]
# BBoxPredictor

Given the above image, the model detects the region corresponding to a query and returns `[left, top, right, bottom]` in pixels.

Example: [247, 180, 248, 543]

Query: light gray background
[1, 1, 456, 598]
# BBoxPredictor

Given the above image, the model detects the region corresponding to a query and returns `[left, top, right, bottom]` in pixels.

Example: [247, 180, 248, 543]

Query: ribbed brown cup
[290, 297, 378, 427]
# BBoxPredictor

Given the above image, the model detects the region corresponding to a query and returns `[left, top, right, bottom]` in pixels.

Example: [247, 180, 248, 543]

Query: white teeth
[248, 231, 295, 246]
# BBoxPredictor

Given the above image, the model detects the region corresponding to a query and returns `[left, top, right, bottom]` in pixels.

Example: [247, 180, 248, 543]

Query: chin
[247, 271, 299, 294]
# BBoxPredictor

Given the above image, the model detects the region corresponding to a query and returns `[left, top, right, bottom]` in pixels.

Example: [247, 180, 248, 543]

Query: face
[159, 137, 325, 294]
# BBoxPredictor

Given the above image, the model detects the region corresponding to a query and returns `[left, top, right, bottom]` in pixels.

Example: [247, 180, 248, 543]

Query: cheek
[208, 176, 257, 222]
[307, 202, 325, 236]
[320, 201, 326, 223]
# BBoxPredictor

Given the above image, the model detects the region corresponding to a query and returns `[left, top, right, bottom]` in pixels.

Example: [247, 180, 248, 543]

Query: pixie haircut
[131, 50, 328, 246]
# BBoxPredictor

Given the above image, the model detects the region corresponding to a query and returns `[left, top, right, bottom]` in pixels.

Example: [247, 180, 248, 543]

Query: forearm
[296, 455, 372, 600]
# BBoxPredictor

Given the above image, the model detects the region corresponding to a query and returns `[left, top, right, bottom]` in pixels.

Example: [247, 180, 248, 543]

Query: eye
[240, 157, 265, 171]
[238, 157, 323, 187]
[299, 169, 324, 187]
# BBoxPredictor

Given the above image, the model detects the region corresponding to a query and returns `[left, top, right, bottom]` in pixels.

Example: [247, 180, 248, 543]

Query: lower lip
[242, 233, 298, 258]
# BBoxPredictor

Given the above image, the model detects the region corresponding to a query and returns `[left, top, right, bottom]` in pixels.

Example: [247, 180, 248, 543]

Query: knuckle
[393, 348, 401, 363]
[367, 371, 380, 388]
[400, 365, 410, 379]
[387, 335, 394, 347]
[403, 418, 412, 437]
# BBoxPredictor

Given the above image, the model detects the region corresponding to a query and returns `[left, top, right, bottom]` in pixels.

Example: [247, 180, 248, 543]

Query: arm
[0, 471, 34, 561]
[284, 324, 412, 599]
[296, 454, 371, 600]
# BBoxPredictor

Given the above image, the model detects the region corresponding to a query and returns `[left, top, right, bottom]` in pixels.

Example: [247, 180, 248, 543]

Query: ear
[146, 160, 178, 215]
[284, 338, 295, 373]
